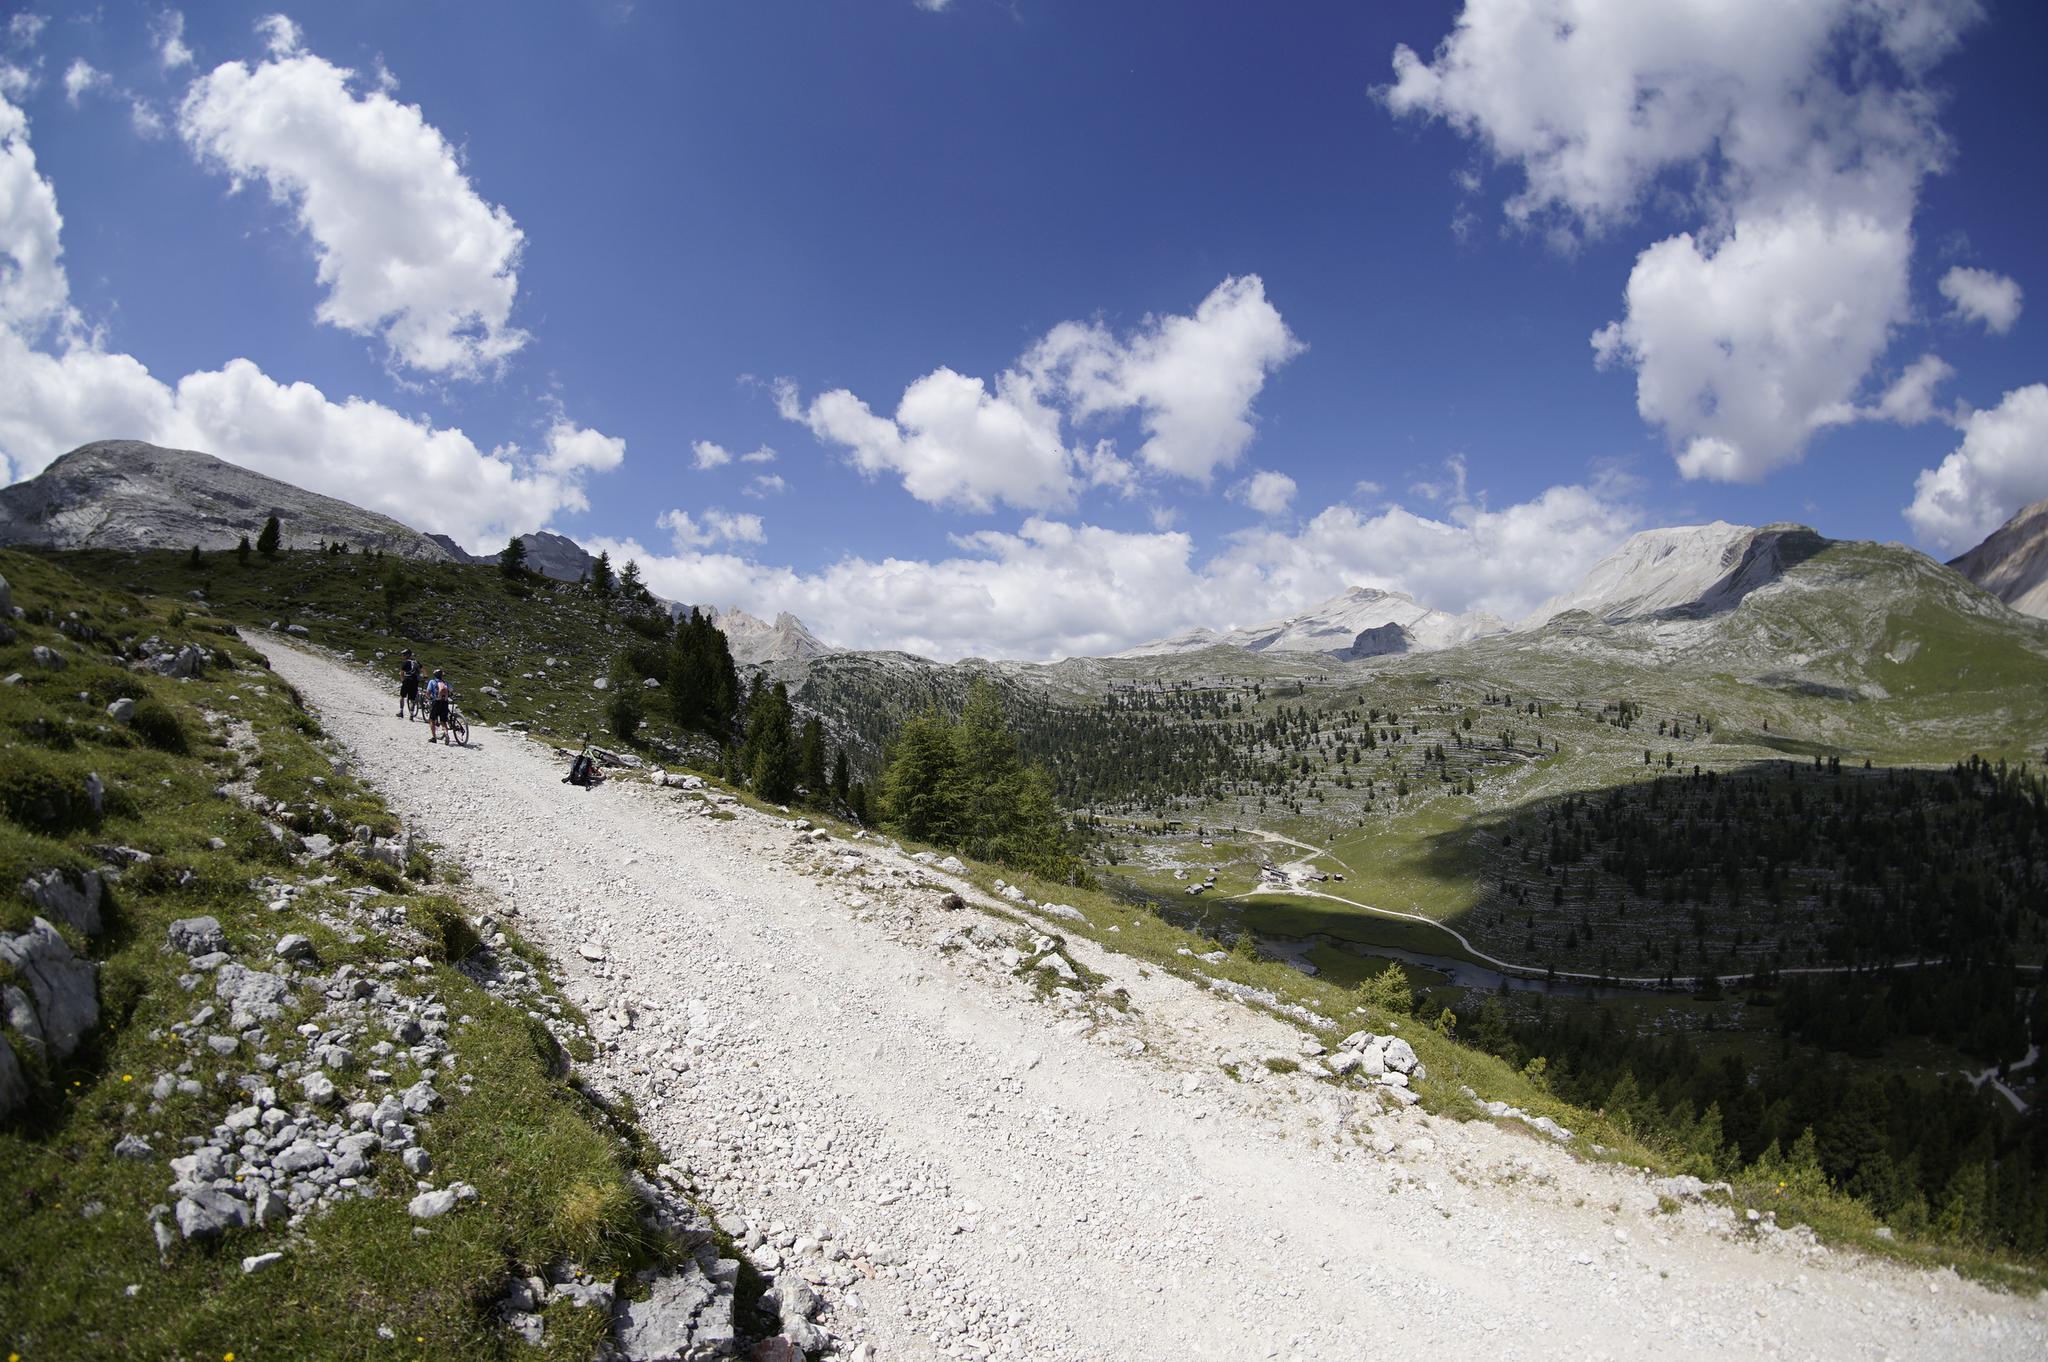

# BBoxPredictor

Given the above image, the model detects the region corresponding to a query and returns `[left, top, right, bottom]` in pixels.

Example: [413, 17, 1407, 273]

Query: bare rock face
[708, 606, 835, 666]
[22, 868, 105, 938]
[1951, 496, 2048, 619]
[0, 440, 459, 561]
[0, 918, 99, 1061]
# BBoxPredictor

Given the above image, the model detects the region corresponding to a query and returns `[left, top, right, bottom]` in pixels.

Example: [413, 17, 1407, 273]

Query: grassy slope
[0, 549, 687, 1360]
[59, 546, 650, 755]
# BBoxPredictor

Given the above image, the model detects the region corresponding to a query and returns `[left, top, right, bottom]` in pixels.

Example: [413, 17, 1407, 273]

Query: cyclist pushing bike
[425, 668, 456, 744]
[396, 649, 421, 718]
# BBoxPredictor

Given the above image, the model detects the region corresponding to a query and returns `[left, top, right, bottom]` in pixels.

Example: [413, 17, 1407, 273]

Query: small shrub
[622, 639, 667, 679]
[128, 697, 189, 754]
[622, 610, 670, 642]
[419, 897, 480, 962]
[1357, 962, 1414, 1016]
[549, 1179, 634, 1263]
[0, 754, 102, 835]
[606, 664, 645, 742]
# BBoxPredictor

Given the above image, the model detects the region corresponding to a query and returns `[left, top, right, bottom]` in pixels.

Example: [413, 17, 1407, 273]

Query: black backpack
[563, 753, 597, 787]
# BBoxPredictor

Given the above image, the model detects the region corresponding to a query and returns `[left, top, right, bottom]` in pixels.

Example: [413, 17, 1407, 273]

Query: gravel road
[266, 638, 2048, 1361]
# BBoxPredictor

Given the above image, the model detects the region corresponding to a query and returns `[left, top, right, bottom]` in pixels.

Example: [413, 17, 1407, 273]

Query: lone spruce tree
[744, 681, 799, 803]
[617, 558, 648, 603]
[798, 717, 828, 801]
[236, 534, 252, 566]
[256, 515, 282, 558]
[498, 536, 528, 578]
[589, 550, 614, 596]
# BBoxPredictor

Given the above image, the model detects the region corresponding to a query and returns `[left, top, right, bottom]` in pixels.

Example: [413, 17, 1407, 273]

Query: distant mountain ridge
[430, 530, 600, 585]
[1119, 586, 1508, 661]
[0, 441, 458, 561]
[1521, 520, 1845, 629]
[1950, 498, 2048, 620]
[708, 607, 833, 667]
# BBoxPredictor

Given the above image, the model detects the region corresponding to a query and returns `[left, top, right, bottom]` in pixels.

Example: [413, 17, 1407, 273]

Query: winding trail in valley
[266, 636, 2047, 1362]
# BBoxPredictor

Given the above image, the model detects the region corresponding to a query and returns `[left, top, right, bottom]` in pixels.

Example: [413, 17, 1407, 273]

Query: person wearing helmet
[397, 648, 421, 718]
[425, 667, 455, 743]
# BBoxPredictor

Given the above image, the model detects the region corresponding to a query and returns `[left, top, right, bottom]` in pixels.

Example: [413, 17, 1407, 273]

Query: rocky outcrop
[512, 530, 598, 583]
[0, 440, 459, 561]
[0, 917, 99, 1062]
[709, 606, 834, 666]
[1951, 496, 2048, 619]
[1522, 521, 1827, 627]
[21, 868, 105, 937]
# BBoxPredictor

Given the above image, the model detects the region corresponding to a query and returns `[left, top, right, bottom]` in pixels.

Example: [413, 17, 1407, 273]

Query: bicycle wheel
[449, 712, 470, 746]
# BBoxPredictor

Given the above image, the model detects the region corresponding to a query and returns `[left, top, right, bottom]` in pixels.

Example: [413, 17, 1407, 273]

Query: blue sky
[1, 1, 2043, 658]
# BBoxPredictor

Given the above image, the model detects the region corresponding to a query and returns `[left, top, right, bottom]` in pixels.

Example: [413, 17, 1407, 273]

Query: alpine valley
[6, 441, 2048, 1351]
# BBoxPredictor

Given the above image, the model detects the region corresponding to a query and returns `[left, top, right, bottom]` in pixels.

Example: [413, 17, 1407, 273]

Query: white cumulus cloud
[691, 439, 732, 470]
[1904, 384, 2048, 553]
[179, 35, 528, 377]
[1386, 0, 1982, 484]
[541, 420, 624, 474]
[1592, 204, 1912, 481]
[790, 367, 1072, 513]
[785, 276, 1300, 512]
[62, 59, 107, 106]
[744, 473, 786, 498]
[1940, 265, 2022, 334]
[0, 93, 70, 333]
[255, 14, 301, 59]
[1025, 275, 1303, 483]
[1231, 469, 1296, 516]
[155, 10, 194, 71]
[658, 507, 765, 550]
[1873, 353, 1957, 426]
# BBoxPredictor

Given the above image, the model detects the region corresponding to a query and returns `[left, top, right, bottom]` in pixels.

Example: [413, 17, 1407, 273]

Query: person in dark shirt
[397, 649, 420, 717]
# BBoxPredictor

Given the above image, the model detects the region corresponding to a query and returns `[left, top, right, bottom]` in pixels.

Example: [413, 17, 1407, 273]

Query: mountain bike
[441, 701, 470, 747]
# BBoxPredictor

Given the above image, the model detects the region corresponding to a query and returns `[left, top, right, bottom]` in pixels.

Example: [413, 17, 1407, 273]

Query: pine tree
[744, 681, 799, 803]
[618, 558, 646, 602]
[590, 550, 614, 596]
[832, 748, 851, 801]
[256, 515, 282, 557]
[606, 654, 645, 741]
[798, 717, 828, 801]
[187, 544, 202, 568]
[236, 534, 251, 566]
[666, 609, 740, 737]
[499, 536, 528, 578]
[880, 711, 961, 844]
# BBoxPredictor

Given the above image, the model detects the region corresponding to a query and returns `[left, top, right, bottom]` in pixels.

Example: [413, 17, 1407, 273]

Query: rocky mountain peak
[0, 440, 458, 561]
[1950, 497, 2048, 620]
